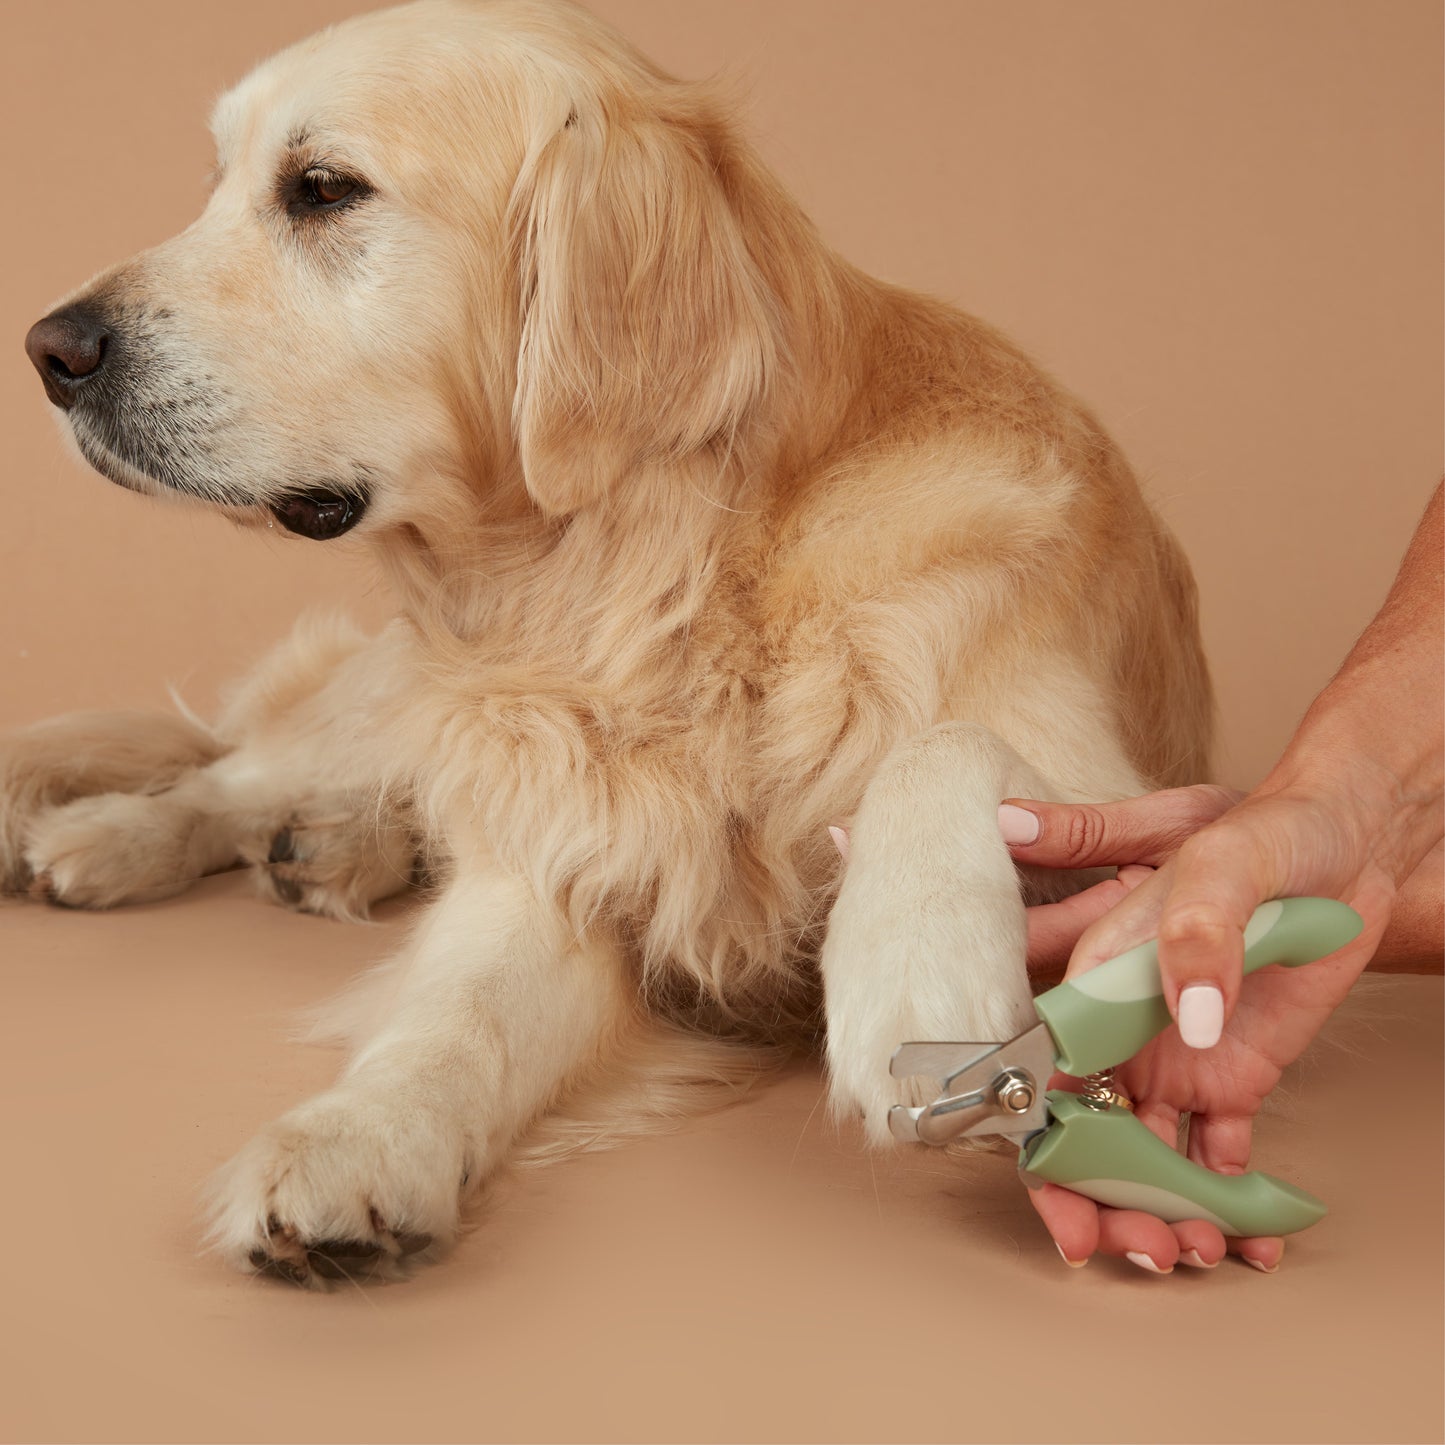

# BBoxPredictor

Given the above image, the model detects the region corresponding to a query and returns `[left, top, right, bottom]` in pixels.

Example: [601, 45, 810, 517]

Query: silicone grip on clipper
[1033, 897, 1363, 1077]
[1020, 1092, 1327, 1237]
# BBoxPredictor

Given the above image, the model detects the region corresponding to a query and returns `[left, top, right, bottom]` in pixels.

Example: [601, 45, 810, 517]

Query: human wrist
[1262, 703, 1443, 883]
[1371, 842, 1444, 973]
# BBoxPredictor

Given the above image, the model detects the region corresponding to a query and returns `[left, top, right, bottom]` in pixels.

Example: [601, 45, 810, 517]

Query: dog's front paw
[206, 1090, 467, 1289]
[23, 792, 219, 908]
[242, 803, 419, 921]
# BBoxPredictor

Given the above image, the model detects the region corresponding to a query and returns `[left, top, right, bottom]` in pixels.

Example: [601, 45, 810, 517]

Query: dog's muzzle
[26, 299, 372, 541]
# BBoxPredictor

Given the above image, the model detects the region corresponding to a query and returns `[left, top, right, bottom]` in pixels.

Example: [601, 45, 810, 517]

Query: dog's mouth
[269, 485, 370, 540]
[77, 426, 370, 541]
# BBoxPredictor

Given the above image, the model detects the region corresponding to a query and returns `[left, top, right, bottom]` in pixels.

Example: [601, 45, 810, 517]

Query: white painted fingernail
[1056, 1242, 1087, 1269]
[1178, 983, 1224, 1049]
[998, 804, 1041, 845]
[1126, 1251, 1172, 1274]
[1179, 1248, 1217, 1269]
[1245, 1256, 1280, 1274]
[827, 825, 849, 861]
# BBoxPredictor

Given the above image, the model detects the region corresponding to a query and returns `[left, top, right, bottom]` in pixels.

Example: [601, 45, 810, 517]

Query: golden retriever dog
[9, 0, 1211, 1286]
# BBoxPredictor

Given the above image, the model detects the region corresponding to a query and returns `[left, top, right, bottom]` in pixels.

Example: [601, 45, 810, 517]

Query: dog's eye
[296, 170, 366, 211]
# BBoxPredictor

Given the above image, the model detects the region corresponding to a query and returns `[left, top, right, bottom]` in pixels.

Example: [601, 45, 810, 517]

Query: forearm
[1262, 482, 1444, 880]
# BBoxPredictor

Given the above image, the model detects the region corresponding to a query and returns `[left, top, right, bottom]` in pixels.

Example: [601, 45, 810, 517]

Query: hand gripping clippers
[889, 897, 1363, 1236]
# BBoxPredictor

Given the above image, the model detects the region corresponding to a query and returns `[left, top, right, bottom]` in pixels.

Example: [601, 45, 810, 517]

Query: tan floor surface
[1, 874, 1440, 1445]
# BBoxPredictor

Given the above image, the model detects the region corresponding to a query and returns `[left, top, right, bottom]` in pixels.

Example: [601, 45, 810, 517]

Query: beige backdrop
[0, 4, 1441, 1444]
[0, 0, 1440, 779]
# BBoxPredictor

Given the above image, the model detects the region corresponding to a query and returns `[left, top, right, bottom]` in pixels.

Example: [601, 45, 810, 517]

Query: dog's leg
[21, 761, 418, 915]
[821, 721, 1123, 1146]
[206, 868, 627, 1287]
[207, 613, 422, 917]
[18, 616, 420, 914]
[0, 710, 224, 896]
[21, 777, 242, 908]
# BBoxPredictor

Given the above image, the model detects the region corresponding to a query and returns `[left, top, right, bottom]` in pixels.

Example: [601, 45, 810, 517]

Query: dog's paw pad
[242, 1207, 435, 1289]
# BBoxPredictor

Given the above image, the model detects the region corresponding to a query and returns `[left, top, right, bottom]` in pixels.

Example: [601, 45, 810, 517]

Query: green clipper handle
[1033, 897, 1364, 1077]
[1019, 1092, 1328, 1236]
[1021, 897, 1362, 1236]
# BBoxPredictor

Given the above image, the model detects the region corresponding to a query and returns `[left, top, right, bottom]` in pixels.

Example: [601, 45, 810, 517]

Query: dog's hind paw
[22, 792, 219, 908]
[242, 805, 419, 921]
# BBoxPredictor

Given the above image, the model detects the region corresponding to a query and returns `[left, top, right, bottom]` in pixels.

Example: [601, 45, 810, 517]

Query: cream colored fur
[5, 0, 1212, 1286]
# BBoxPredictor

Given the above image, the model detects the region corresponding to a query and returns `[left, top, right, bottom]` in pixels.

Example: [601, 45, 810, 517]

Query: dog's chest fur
[382, 492, 960, 1009]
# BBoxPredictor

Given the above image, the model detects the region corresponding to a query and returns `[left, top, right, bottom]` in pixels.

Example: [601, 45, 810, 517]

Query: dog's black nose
[25, 305, 113, 409]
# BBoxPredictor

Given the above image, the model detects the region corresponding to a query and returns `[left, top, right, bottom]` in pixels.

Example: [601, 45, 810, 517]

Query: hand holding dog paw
[1001, 779, 1438, 1271]
[999, 483, 1442, 1270]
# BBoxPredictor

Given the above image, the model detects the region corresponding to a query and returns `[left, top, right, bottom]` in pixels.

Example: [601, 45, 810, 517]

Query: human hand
[1000, 782, 1395, 1270]
[1001, 482, 1440, 1269]
[1004, 778, 1401, 1038]
[1010, 785, 1242, 983]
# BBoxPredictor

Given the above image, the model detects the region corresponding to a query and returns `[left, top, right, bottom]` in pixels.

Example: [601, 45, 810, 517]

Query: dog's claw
[260, 1257, 311, 1288]
[242, 1204, 435, 1289]
[29, 871, 81, 909]
[307, 1242, 384, 1280]
[270, 874, 304, 906]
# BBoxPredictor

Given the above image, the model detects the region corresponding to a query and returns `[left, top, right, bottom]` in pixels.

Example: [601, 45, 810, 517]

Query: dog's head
[24, 0, 778, 541]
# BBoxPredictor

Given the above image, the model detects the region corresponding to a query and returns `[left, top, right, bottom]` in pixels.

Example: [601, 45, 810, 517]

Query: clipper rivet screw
[995, 1067, 1036, 1114]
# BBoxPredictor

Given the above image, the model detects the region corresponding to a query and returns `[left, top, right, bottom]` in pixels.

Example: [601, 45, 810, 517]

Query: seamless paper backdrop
[0, 6, 1441, 1444]
[0, 1, 1439, 775]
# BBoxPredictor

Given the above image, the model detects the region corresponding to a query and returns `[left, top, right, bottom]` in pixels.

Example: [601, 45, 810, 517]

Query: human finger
[1024, 866, 1155, 977]
[1151, 824, 1285, 1045]
[1061, 861, 1175, 977]
[1026, 1180, 1100, 1267]
[1171, 1218, 1227, 1268]
[1096, 1208, 1182, 1273]
[998, 786, 1240, 870]
[1185, 1110, 1256, 1177]
[1227, 1236, 1286, 1272]
[1080, 1090, 1230, 1272]
[1183, 1112, 1283, 1269]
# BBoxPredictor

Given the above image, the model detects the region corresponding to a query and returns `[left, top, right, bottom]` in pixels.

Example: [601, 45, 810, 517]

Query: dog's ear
[509, 99, 776, 515]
